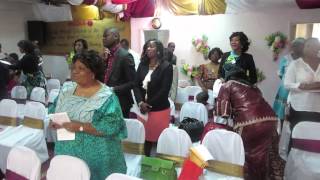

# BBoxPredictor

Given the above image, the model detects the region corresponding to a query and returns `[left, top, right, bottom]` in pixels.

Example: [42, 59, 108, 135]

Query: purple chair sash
[292, 138, 320, 153]
[11, 98, 27, 104]
[188, 95, 194, 101]
[6, 169, 28, 180]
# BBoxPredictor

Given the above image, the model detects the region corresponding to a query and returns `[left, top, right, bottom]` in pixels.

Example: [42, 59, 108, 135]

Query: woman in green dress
[49, 50, 127, 180]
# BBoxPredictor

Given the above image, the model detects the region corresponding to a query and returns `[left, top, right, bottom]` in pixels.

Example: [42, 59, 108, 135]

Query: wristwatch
[79, 125, 84, 132]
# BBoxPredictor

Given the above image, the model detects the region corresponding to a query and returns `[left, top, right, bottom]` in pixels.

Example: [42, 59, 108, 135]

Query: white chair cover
[11, 86, 27, 100]
[106, 173, 142, 180]
[30, 87, 46, 104]
[212, 79, 222, 98]
[0, 99, 17, 129]
[279, 120, 291, 161]
[1, 101, 49, 163]
[6, 146, 41, 180]
[179, 101, 208, 125]
[176, 87, 188, 104]
[168, 98, 175, 117]
[284, 121, 320, 180]
[47, 155, 90, 180]
[123, 119, 145, 177]
[178, 80, 190, 88]
[185, 86, 202, 101]
[157, 128, 192, 176]
[47, 79, 61, 94]
[201, 129, 245, 180]
[48, 89, 60, 103]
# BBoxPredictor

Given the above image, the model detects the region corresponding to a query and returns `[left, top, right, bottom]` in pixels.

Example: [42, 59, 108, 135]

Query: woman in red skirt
[134, 39, 173, 156]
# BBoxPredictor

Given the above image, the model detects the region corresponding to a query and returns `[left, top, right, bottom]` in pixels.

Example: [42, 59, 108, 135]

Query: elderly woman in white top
[284, 38, 320, 130]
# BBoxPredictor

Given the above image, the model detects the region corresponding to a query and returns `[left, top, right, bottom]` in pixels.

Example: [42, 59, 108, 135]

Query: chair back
[157, 128, 192, 176]
[123, 119, 145, 177]
[47, 79, 61, 94]
[11, 86, 27, 101]
[0, 99, 17, 127]
[23, 102, 46, 130]
[178, 80, 190, 87]
[201, 129, 245, 179]
[179, 102, 208, 125]
[30, 87, 46, 104]
[185, 86, 202, 101]
[47, 155, 90, 180]
[284, 121, 320, 180]
[48, 89, 60, 104]
[176, 87, 188, 104]
[6, 146, 41, 180]
[106, 173, 142, 180]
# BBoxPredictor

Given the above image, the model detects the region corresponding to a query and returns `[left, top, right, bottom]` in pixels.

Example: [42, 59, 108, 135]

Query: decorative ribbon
[292, 138, 320, 153]
[23, 116, 44, 129]
[206, 160, 244, 178]
[122, 141, 145, 155]
[0, 116, 17, 126]
[188, 95, 194, 101]
[6, 169, 28, 180]
[157, 153, 185, 167]
[11, 98, 27, 104]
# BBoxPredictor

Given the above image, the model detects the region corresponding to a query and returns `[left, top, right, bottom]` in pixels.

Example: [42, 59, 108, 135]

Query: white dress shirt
[284, 58, 320, 112]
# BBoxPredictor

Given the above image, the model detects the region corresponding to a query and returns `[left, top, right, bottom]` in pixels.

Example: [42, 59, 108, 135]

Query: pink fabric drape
[122, 0, 155, 20]
[111, 0, 137, 4]
[296, 0, 320, 9]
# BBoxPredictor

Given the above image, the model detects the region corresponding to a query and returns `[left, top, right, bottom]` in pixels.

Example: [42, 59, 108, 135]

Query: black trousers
[288, 107, 320, 131]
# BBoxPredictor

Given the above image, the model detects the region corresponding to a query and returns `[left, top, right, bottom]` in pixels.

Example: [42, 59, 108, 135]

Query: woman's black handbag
[178, 117, 204, 142]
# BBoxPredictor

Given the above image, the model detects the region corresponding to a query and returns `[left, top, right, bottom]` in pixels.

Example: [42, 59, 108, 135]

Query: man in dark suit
[103, 27, 136, 118]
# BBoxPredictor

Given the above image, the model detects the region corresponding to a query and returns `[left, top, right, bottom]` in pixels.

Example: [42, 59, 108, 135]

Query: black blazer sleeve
[133, 63, 145, 104]
[246, 54, 257, 84]
[113, 53, 136, 95]
[147, 63, 173, 107]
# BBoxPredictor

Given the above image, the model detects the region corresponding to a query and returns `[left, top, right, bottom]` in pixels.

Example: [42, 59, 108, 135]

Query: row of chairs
[123, 118, 245, 179]
[5, 146, 140, 180]
[11, 86, 60, 105]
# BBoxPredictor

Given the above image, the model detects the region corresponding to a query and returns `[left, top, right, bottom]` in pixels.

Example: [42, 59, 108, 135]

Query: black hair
[120, 39, 129, 50]
[17, 40, 35, 54]
[196, 91, 209, 104]
[72, 50, 105, 82]
[229, 32, 250, 53]
[208, 47, 223, 59]
[8, 53, 19, 64]
[140, 39, 164, 65]
[73, 39, 88, 52]
[163, 48, 173, 64]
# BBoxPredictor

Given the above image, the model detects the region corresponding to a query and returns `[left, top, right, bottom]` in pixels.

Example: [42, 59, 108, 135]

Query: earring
[157, 51, 160, 55]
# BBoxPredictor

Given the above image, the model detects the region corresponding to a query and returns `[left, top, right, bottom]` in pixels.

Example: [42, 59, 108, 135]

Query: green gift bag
[140, 156, 177, 180]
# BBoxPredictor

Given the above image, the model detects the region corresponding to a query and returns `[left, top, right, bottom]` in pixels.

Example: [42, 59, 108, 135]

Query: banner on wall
[41, 18, 130, 55]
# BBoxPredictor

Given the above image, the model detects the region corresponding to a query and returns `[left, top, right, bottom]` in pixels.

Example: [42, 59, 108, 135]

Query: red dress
[215, 80, 283, 180]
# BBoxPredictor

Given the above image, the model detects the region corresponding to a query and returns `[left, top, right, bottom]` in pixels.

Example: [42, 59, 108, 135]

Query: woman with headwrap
[215, 64, 284, 179]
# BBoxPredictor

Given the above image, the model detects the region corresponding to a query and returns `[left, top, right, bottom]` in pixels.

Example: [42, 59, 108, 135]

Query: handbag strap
[206, 160, 244, 178]
[157, 153, 185, 167]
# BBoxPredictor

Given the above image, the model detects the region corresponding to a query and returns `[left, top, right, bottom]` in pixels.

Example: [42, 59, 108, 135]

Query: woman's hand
[49, 121, 62, 129]
[62, 121, 82, 132]
[139, 102, 152, 114]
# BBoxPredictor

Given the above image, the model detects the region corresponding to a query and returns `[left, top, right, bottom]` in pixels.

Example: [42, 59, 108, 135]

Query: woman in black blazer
[218, 32, 257, 84]
[134, 39, 173, 156]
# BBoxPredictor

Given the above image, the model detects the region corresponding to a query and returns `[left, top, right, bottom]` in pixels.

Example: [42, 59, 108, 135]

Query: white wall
[0, 1, 35, 55]
[130, 5, 320, 105]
